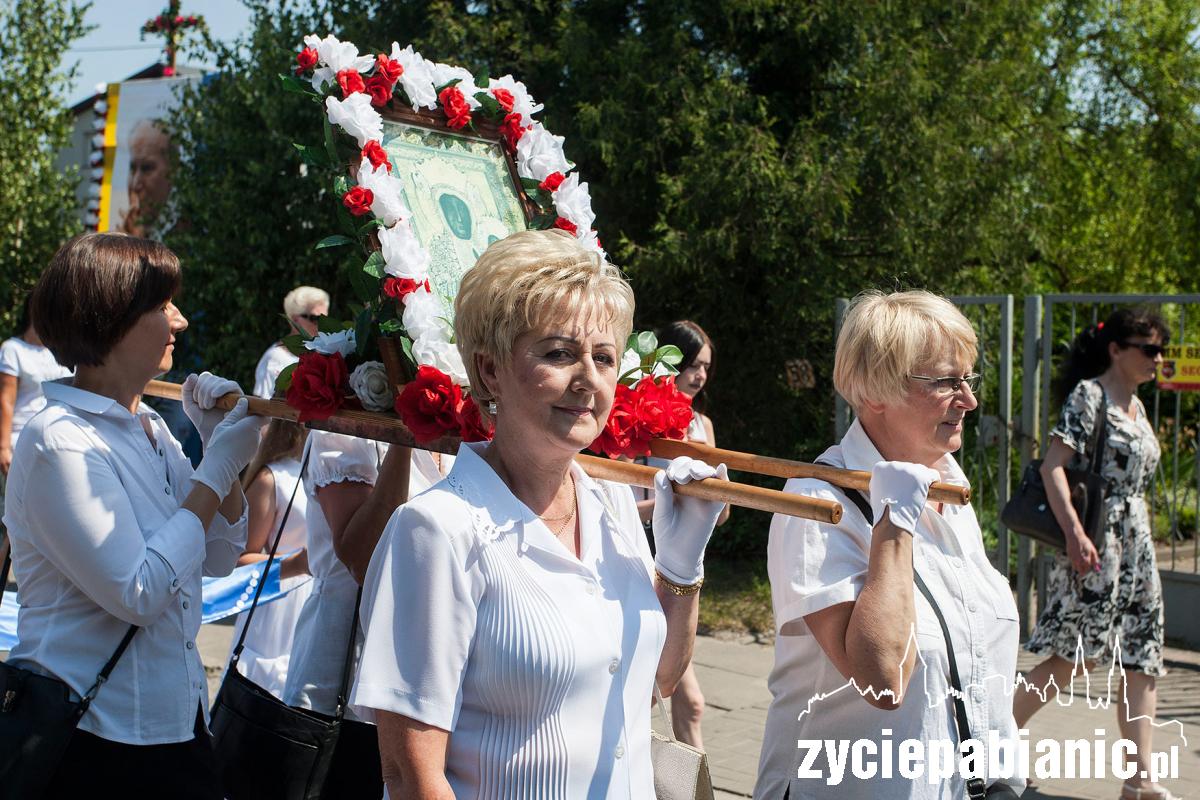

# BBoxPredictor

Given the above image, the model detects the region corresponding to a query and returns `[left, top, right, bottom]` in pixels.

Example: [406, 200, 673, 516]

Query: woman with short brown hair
[5, 232, 264, 797]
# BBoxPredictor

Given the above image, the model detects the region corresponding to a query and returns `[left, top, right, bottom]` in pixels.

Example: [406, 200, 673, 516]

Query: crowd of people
[0, 229, 1181, 800]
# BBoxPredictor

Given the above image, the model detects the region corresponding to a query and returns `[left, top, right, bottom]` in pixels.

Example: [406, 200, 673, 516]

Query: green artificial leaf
[292, 142, 331, 168]
[530, 212, 556, 230]
[347, 260, 378, 305]
[655, 345, 684, 366]
[281, 333, 308, 356]
[322, 115, 339, 166]
[362, 250, 386, 279]
[520, 177, 542, 194]
[354, 306, 374, 358]
[474, 91, 502, 118]
[315, 234, 354, 250]
[332, 174, 351, 197]
[335, 200, 357, 237]
[400, 335, 415, 364]
[357, 218, 384, 235]
[625, 334, 640, 353]
[317, 315, 350, 334]
[473, 69, 490, 88]
[274, 363, 297, 395]
[635, 330, 658, 357]
[433, 78, 461, 92]
[379, 318, 403, 335]
[278, 73, 318, 97]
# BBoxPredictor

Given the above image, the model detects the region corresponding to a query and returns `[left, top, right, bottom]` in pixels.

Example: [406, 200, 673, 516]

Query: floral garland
[279, 34, 690, 457]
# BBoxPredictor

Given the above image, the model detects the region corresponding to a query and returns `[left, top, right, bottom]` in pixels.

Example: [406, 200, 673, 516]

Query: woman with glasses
[1017, 308, 1177, 800]
[754, 290, 1024, 799]
[252, 286, 328, 399]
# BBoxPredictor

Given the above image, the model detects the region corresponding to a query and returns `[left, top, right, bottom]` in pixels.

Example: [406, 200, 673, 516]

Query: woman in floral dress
[1017, 307, 1177, 800]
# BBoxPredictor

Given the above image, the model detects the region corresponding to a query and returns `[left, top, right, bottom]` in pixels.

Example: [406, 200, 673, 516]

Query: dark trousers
[320, 717, 384, 799]
[44, 707, 222, 799]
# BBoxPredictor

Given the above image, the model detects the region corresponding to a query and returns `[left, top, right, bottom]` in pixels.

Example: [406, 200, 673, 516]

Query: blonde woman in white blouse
[4, 233, 263, 797]
[754, 291, 1024, 799]
[351, 229, 727, 799]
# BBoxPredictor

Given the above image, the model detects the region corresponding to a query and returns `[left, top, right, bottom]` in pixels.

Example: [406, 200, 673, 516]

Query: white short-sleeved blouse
[351, 442, 667, 799]
[283, 431, 385, 718]
[754, 420, 1024, 800]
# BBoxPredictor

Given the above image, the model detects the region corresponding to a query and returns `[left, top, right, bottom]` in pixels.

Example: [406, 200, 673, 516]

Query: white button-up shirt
[3, 379, 246, 745]
[351, 442, 666, 799]
[755, 420, 1024, 799]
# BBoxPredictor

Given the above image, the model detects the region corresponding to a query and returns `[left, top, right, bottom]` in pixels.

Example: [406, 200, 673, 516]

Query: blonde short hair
[833, 290, 977, 412]
[283, 285, 329, 319]
[455, 229, 635, 406]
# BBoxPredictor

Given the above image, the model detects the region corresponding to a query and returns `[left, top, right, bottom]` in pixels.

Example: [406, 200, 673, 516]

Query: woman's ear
[475, 352, 501, 401]
[1108, 340, 1122, 361]
[860, 396, 887, 416]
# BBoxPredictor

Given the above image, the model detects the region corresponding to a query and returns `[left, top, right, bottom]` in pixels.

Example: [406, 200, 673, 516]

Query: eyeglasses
[909, 373, 982, 395]
[299, 313, 324, 323]
[1120, 341, 1165, 358]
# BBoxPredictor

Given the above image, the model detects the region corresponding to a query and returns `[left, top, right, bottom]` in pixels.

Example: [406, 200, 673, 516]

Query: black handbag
[0, 551, 139, 800]
[209, 448, 365, 800]
[819, 473, 1021, 798]
[1000, 385, 1109, 551]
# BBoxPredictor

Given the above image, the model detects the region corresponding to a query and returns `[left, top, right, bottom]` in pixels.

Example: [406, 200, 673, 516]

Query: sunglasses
[298, 313, 324, 323]
[1120, 341, 1165, 358]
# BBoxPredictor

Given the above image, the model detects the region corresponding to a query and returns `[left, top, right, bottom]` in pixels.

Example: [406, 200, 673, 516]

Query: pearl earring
[486, 399, 498, 416]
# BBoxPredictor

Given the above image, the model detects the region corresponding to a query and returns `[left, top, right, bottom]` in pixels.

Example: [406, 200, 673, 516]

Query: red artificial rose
[633, 377, 693, 442]
[337, 68, 365, 98]
[382, 276, 430, 301]
[296, 47, 319, 71]
[342, 186, 374, 216]
[539, 172, 565, 192]
[286, 352, 349, 423]
[163, 66, 175, 77]
[438, 86, 472, 130]
[590, 383, 636, 458]
[365, 74, 392, 107]
[375, 53, 403, 84]
[553, 217, 578, 235]
[361, 140, 392, 172]
[457, 396, 494, 442]
[491, 87, 515, 113]
[394, 366, 464, 444]
[174, 14, 184, 23]
[500, 113, 526, 152]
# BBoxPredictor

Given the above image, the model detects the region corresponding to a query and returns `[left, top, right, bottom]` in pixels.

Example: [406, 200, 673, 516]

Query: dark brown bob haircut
[32, 233, 182, 369]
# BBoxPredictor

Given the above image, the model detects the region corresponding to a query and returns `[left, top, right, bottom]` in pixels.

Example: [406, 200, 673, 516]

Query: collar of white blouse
[453, 442, 614, 572]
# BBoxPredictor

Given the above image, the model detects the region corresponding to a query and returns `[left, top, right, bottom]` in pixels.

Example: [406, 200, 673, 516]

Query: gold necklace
[541, 477, 577, 535]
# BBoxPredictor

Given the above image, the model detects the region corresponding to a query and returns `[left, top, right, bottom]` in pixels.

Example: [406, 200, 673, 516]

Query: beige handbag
[651, 685, 715, 800]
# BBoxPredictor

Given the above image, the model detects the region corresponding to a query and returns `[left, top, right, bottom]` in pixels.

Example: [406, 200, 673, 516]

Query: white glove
[189, 399, 265, 496]
[868, 461, 939, 535]
[182, 371, 243, 447]
[652, 456, 728, 585]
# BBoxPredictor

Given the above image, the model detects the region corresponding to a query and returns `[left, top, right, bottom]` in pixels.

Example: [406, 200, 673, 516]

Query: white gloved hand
[189, 399, 265, 496]
[652, 456, 728, 585]
[868, 461, 940, 535]
[182, 371, 243, 447]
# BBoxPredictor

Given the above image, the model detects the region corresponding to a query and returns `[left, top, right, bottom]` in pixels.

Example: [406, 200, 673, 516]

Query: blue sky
[64, 0, 254, 106]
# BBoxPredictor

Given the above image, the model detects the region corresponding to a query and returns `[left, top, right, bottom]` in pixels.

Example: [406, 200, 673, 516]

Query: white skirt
[228, 574, 314, 699]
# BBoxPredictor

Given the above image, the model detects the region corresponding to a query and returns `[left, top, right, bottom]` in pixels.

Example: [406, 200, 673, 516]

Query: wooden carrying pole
[143, 380, 842, 524]
[648, 439, 971, 507]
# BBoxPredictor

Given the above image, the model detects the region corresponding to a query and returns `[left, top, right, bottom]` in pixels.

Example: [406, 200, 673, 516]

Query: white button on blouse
[4, 380, 247, 745]
[352, 442, 666, 799]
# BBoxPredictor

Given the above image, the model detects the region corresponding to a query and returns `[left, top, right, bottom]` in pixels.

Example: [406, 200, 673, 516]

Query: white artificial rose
[349, 361, 393, 411]
[429, 62, 482, 109]
[552, 173, 596, 233]
[357, 158, 409, 226]
[412, 337, 470, 386]
[620, 348, 644, 381]
[488, 75, 543, 126]
[575, 227, 606, 258]
[325, 93, 382, 147]
[308, 34, 375, 91]
[304, 329, 357, 357]
[379, 220, 431, 279]
[402, 289, 452, 343]
[516, 125, 571, 181]
[390, 43, 438, 110]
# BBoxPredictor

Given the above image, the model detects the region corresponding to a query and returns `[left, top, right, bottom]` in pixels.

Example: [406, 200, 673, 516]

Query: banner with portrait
[97, 76, 197, 239]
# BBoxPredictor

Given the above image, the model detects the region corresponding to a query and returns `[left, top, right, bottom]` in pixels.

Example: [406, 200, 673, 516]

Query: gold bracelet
[655, 570, 704, 596]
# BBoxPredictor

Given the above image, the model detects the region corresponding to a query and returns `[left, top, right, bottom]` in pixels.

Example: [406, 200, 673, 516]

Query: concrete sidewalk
[199, 623, 1199, 798]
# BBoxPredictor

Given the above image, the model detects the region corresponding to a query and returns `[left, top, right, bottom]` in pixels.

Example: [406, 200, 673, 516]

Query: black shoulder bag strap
[2, 540, 138, 718]
[228, 445, 311, 668]
[1089, 384, 1109, 476]
[814, 461, 994, 800]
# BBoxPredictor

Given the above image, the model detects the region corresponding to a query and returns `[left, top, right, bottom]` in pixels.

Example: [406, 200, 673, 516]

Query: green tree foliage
[168, 1, 1200, 554]
[0, 0, 89, 335]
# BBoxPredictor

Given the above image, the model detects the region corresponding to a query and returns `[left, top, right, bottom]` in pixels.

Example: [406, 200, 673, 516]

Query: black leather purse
[1001, 386, 1109, 551]
[0, 552, 138, 800]
[208, 449, 365, 800]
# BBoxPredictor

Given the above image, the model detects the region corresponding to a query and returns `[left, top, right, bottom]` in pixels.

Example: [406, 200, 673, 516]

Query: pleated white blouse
[352, 442, 667, 799]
